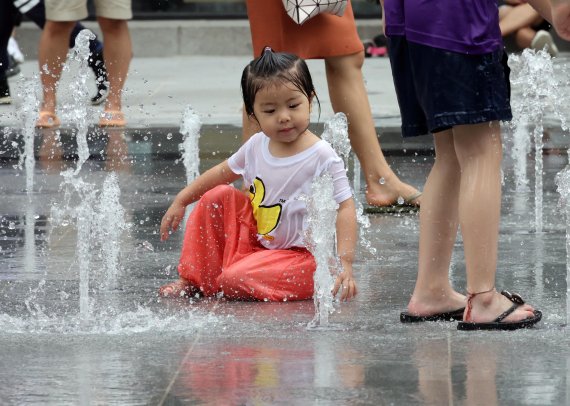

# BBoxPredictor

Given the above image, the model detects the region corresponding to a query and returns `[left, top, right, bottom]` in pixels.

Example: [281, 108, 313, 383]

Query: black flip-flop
[400, 307, 465, 323]
[457, 291, 542, 331]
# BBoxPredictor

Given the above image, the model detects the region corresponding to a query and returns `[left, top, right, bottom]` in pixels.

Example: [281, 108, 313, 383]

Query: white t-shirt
[227, 132, 352, 249]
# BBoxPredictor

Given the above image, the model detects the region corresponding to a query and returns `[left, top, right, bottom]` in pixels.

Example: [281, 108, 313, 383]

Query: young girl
[159, 48, 358, 302]
[382, 0, 547, 330]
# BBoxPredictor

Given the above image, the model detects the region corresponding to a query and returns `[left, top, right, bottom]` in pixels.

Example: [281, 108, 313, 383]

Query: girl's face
[252, 82, 312, 146]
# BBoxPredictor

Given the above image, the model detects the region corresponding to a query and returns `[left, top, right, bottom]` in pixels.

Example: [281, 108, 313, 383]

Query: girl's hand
[332, 269, 358, 301]
[160, 200, 186, 241]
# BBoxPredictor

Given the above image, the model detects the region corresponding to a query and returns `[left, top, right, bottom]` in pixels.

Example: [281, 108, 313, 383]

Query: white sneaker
[531, 30, 559, 57]
[7, 37, 25, 64]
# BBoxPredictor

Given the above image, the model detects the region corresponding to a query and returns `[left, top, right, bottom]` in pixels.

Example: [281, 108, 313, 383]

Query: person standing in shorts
[383, 0, 546, 330]
[36, 0, 132, 128]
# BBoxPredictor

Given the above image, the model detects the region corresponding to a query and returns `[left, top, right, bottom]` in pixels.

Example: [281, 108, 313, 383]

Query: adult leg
[37, 20, 74, 117]
[514, 27, 538, 49]
[324, 51, 421, 207]
[453, 122, 535, 323]
[405, 130, 466, 316]
[96, 16, 131, 116]
[20, 0, 107, 104]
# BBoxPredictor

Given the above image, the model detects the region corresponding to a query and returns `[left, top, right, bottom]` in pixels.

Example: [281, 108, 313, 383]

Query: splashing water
[321, 113, 375, 255]
[179, 105, 202, 184]
[555, 155, 570, 326]
[18, 80, 41, 193]
[95, 173, 128, 289]
[304, 173, 338, 329]
[509, 49, 568, 233]
[0, 305, 227, 335]
[511, 119, 531, 191]
[179, 106, 202, 223]
[321, 113, 351, 161]
[58, 29, 96, 174]
[51, 172, 128, 322]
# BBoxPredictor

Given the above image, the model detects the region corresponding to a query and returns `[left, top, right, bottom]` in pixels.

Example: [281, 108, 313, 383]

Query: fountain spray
[555, 155, 570, 326]
[305, 172, 338, 329]
[509, 48, 568, 233]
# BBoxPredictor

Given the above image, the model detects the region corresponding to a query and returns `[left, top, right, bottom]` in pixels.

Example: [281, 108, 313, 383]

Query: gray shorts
[45, 0, 132, 21]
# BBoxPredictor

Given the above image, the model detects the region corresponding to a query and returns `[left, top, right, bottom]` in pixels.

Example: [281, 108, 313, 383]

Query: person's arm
[331, 197, 358, 301]
[379, 0, 386, 35]
[528, 0, 570, 40]
[550, 0, 570, 39]
[160, 160, 240, 241]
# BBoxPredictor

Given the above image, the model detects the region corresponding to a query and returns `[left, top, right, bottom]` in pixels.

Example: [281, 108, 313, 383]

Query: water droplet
[142, 241, 154, 251]
[379, 177, 386, 185]
[166, 133, 173, 140]
[397, 196, 405, 205]
[8, 222, 15, 230]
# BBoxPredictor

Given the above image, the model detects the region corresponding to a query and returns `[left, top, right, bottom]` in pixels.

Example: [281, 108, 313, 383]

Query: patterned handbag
[282, 0, 348, 25]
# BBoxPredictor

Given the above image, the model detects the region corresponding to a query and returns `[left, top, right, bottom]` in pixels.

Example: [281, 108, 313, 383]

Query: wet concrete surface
[1, 127, 570, 405]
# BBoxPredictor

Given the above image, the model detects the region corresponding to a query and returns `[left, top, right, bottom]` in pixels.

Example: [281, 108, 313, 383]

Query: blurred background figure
[499, 0, 559, 56]
[1, 0, 109, 107]
[7, 30, 25, 77]
[36, 0, 132, 128]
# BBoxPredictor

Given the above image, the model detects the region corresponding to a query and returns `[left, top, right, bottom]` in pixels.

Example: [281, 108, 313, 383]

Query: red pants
[178, 185, 316, 301]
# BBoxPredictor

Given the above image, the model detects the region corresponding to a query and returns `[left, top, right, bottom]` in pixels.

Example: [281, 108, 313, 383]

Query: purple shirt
[384, 0, 502, 54]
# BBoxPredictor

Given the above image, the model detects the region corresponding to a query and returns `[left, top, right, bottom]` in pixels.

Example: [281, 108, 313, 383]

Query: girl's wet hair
[241, 47, 320, 117]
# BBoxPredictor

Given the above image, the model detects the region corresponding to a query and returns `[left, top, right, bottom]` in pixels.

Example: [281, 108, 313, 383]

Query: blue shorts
[387, 36, 513, 138]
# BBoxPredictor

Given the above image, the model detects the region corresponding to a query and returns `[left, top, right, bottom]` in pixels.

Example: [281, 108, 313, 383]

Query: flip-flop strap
[404, 191, 422, 204]
[494, 290, 526, 323]
[493, 303, 519, 323]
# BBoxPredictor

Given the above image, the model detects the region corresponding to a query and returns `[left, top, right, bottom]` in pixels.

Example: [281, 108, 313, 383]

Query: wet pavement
[1, 54, 570, 405]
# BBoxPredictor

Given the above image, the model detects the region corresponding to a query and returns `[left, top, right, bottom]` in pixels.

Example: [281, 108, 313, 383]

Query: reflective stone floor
[1, 128, 569, 405]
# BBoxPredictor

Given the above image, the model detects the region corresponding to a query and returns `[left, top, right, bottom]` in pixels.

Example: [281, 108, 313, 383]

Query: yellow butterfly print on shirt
[249, 177, 282, 240]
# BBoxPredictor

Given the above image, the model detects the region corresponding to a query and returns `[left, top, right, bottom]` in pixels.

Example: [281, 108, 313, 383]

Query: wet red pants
[177, 185, 316, 301]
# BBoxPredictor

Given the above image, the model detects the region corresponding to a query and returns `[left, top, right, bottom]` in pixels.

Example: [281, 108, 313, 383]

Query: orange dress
[177, 185, 316, 301]
[246, 0, 364, 59]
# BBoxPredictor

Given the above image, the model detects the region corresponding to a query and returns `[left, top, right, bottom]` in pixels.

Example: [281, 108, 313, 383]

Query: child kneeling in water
[159, 48, 357, 302]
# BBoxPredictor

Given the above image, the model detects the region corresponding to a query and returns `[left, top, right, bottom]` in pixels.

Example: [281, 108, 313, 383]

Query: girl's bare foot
[159, 278, 198, 298]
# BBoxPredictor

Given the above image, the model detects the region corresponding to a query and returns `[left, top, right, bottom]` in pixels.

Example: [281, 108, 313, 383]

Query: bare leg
[38, 21, 75, 114]
[406, 130, 465, 316]
[324, 51, 421, 207]
[453, 122, 535, 322]
[514, 27, 537, 48]
[97, 17, 131, 113]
